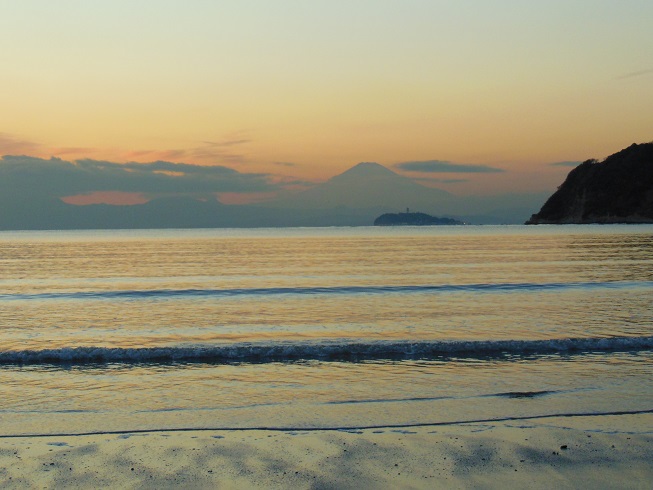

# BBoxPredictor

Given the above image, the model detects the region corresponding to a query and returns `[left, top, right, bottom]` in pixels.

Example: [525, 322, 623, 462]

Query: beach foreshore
[0, 414, 651, 489]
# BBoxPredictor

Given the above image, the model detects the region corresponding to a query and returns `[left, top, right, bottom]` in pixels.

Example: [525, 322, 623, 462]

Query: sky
[1, 0, 652, 203]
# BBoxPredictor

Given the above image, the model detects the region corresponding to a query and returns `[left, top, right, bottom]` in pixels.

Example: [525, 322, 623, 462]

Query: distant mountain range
[265, 161, 547, 225]
[271, 162, 452, 210]
[0, 161, 548, 230]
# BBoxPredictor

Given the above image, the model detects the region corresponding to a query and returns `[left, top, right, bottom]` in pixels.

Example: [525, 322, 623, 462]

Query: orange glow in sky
[1, 2, 651, 197]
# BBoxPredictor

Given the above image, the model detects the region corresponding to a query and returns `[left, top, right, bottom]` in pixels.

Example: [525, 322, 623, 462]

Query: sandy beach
[0, 414, 651, 489]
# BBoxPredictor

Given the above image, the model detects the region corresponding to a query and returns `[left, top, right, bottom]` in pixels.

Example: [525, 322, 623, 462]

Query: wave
[2, 280, 652, 301]
[1, 336, 652, 365]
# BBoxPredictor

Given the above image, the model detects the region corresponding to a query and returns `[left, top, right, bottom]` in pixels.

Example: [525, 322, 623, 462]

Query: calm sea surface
[0, 225, 652, 435]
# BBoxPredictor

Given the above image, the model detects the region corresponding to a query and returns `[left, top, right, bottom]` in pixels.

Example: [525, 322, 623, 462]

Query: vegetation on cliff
[526, 143, 653, 224]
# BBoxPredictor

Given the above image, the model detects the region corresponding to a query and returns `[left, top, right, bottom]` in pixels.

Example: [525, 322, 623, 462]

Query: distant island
[374, 211, 464, 226]
[526, 142, 653, 224]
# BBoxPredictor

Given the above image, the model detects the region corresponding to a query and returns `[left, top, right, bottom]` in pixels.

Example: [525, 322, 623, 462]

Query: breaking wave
[2, 280, 652, 301]
[1, 336, 652, 366]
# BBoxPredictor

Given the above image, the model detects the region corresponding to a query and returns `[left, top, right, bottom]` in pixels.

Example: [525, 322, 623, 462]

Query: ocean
[1, 225, 652, 436]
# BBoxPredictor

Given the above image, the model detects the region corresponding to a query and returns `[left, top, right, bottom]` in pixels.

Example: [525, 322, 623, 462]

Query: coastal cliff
[526, 143, 653, 224]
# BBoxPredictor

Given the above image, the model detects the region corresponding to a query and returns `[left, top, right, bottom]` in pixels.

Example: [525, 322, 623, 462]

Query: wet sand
[0, 414, 651, 489]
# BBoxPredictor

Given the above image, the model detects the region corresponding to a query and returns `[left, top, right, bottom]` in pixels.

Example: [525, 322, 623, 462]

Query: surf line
[3, 279, 652, 302]
[1, 408, 652, 439]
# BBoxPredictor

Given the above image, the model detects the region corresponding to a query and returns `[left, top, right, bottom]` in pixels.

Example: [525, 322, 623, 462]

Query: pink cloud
[217, 191, 279, 205]
[61, 191, 150, 206]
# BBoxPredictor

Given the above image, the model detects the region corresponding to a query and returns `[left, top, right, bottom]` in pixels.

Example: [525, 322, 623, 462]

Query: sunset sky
[1, 1, 652, 201]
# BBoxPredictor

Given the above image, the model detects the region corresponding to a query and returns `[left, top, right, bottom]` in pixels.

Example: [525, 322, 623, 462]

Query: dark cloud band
[0, 156, 277, 198]
[395, 160, 505, 173]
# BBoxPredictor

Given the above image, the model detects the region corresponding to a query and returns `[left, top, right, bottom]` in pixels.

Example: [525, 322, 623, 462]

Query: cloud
[0, 156, 279, 200]
[395, 160, 505, 173]
[121, 140, 249, 165]
[203, 138, 251, 147]
[0, 133, 42, 155]
[216, 191, 279, 205]
[112, 133, 254, 165]
[549, 161, 582, 167]
[272, 161, 298, 167]
[49, 146, 99, 156]
[414, 177, 470, 184]
[0, 130, 255, 167]
[616, 68, 653, 80]
[188, 139, 251, 164]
